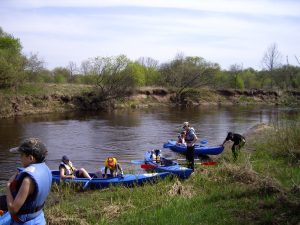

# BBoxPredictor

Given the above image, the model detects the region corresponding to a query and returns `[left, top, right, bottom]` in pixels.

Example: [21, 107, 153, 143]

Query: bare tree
[25, 52, 45, 74]
[137, 57, 159, 69]
[262, 43, 282, 70]
[295, 55, 300, 65]
[68, 61, 77, 77]
[261, 43, 282, 88]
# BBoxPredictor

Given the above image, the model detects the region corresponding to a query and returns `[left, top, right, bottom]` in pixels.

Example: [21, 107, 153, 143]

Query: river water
[0, 105, 299, 187]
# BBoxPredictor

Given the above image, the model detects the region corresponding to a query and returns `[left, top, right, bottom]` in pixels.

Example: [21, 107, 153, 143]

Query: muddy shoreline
[1, 87, 299, 119]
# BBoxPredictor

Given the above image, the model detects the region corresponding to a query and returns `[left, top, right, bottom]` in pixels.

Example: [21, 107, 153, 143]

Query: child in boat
[150, 149, 162, 163]
[222, 132, 246, 161]
[104, 157, 124, 178]
[176, 131, 187, 145]
[59, 155, 91, 179]
[0, 138, 52, 224]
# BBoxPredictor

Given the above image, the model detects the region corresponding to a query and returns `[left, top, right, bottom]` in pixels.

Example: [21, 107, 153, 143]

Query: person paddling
[222, 132, 246, 161]
[0, 138, 52, 224]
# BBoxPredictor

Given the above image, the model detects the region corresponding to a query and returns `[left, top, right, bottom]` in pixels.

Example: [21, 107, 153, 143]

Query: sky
[1, 0, 300, 70]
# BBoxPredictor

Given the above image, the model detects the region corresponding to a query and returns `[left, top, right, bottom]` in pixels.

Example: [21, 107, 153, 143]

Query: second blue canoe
[163, 140, 225, 155]
[143, 151, 193, 179]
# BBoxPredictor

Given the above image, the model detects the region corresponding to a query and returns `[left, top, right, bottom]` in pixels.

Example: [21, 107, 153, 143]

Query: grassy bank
[44, 122, 300, 225]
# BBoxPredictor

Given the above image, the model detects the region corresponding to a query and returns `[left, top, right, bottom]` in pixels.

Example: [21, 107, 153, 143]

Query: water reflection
[0, 105, 299, 187]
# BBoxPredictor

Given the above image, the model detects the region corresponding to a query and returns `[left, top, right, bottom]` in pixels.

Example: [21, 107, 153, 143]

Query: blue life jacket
[11, 162, 52, 224]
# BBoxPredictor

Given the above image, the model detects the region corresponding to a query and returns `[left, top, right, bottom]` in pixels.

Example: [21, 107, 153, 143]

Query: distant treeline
[1, 27, 300, 101]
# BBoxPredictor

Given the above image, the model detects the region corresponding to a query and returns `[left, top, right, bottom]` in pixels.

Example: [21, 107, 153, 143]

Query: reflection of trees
[0, 119, 24, 166]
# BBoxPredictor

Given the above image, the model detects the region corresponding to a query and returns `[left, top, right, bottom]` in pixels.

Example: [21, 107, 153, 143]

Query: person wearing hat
[183, 122, 198, 171]
[59, 155, 91, 179]
[104, 157, 123, 178]
[222, 132, 246, 161]
[0, 138, 52, 224]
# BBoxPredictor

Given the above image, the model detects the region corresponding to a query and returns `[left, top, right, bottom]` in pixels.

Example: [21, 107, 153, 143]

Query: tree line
[1, 27, 300, 101]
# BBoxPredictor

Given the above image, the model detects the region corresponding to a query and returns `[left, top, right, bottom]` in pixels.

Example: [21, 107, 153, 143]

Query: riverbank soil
[1, 84, 299, 118]
[44, 123, 300, 225]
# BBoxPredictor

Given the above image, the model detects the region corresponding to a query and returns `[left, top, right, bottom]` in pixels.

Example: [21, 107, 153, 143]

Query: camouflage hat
[10, 138, 48, 162]
[183, 122, 189, 128]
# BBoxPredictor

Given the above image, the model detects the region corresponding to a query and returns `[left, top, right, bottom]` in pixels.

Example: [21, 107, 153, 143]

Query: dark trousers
[0, 195, 7, 210]
[186, 145, 195, 171]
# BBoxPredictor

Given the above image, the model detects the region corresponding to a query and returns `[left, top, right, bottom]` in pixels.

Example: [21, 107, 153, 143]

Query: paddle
[200, 139, 208, 145]
[131, 160, 145, 164]
[82, 176, 95, 190]
[141, 164, 158, 169]
[178, 161, 217, 166]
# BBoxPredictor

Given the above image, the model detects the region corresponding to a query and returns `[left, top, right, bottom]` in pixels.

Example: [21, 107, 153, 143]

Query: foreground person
[0, 138, 52, 224]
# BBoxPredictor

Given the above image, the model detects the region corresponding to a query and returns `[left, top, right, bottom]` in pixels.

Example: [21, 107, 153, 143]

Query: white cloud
[1, 0, 300, 69]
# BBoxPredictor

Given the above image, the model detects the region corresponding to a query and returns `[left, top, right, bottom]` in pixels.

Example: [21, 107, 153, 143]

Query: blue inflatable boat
[0, 211, 11, 225]
[51, 170, 170, 189]
[163, 140, 224, 155]
[143, 151, 193, 179]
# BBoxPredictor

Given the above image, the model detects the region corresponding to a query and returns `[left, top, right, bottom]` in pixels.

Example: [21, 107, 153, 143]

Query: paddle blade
[131, 160, 145, 164]
[200, 139, 208, 145]
[200, 162, 217, 166]
[82, 180, 91, 190]
[141, 164, 157, 169]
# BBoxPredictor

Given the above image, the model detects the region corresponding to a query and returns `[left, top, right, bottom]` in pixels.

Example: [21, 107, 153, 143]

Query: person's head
[154, 149, 161, 156]
[106, 157, 117, 169]
[62, 155, 70, 164]
[180, 131, 186, 137]
[10, 138, 48, 166]
[183, 122, 189, 130]
[227, 132, 233, 139]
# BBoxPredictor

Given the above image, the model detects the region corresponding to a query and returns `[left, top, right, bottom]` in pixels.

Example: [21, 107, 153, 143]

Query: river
[0, 105, 299, 187]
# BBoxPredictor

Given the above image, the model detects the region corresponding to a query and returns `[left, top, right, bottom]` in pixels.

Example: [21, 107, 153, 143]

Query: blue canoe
[51, 170, 170, 189]
[163, 140, 225, 155]
[0, 212, 11, 225]
[143, 151, 193, 179]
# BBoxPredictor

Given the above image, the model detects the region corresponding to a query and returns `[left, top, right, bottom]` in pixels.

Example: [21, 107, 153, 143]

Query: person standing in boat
[104, 157, 124, 178]
[222, 132, 246, 161]
[183, 122, 198, 172]
[59, 155, 91, 179]
[176, 131, 187, 146]
[0, 138, 52, 224]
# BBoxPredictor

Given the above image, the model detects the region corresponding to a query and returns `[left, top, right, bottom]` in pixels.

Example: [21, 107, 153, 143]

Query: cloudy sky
[1, 0, 299, 70]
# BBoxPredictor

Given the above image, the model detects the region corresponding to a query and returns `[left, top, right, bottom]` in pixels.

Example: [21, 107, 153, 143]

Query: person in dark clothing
[183, 122, 198, 171]
[222, 132, 246, 161]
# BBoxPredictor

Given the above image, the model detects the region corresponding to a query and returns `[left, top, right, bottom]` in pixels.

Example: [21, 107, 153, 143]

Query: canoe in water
[163, 140, 224, 155]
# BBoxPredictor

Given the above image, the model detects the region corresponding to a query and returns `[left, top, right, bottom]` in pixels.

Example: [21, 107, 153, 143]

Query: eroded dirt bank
[0, 87, 299, 118]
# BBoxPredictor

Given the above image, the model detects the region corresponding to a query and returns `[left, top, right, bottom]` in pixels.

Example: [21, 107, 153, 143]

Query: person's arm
[6, 176, 34, 214]
[117, 164, 123, 176]
[192, 134, 198, 145]
[104, 167, 108, 178]
[222, 135, 231, 146]
[60, 167, 75, 179]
